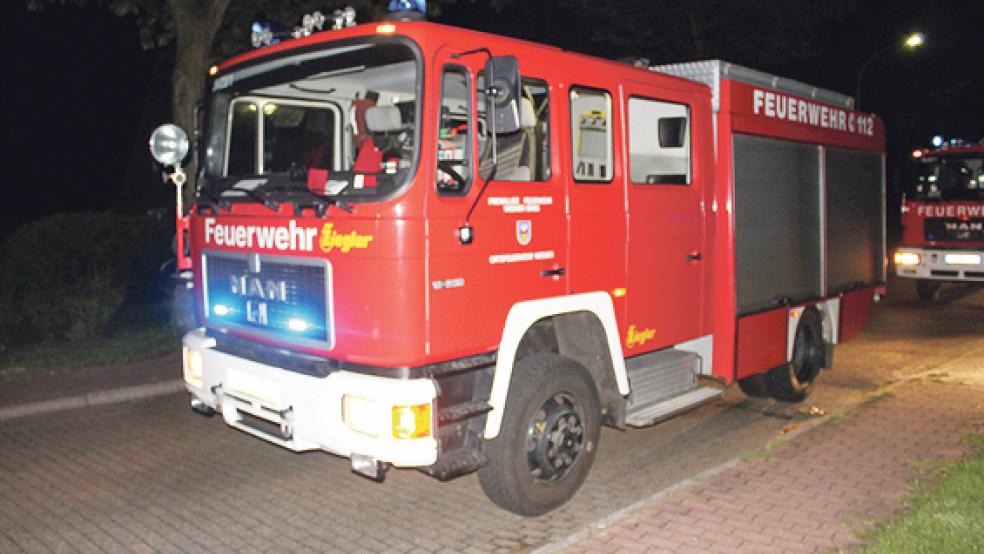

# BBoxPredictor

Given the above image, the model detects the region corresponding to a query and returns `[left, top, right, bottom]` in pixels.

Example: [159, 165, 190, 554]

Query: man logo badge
[516, 220, 532, 246]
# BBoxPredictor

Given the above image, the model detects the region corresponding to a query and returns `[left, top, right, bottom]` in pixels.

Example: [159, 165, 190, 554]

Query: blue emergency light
[388, 0, 426, 15]
[251, 21, 282, 48]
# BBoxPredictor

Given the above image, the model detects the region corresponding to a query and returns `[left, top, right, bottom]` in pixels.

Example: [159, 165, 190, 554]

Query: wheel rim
[525, 393, 585, 483]
[791, 318, 821, 385]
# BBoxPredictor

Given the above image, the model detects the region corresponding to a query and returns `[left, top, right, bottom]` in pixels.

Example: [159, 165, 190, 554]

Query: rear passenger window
[628, 97, 691, 184]
[570, 87, 613, 183]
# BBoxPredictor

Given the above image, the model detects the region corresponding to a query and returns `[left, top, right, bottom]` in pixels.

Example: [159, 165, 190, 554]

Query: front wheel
[916, 279, 942, 301]
[479, 354, 601, 516]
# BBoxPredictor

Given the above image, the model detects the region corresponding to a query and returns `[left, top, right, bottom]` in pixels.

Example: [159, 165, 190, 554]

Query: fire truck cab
[150, 5, 886, 516]
[894, 140, 984, 300]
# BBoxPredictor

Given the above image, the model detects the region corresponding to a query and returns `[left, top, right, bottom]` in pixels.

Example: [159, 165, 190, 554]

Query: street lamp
[855, 32, 925, 111]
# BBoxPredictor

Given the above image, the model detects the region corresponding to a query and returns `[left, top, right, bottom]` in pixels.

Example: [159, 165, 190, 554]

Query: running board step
[421, 448, 488, 481]
[625, 387, 723, 428]
[438, 401, 492, 424]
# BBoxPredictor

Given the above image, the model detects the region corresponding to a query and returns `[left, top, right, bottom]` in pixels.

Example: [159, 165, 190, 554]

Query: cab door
[621, 80, 706, 350]
[426, 47, 567, 359]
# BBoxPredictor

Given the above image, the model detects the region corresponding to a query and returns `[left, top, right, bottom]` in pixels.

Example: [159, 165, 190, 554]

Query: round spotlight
[148, 124, 190, 167]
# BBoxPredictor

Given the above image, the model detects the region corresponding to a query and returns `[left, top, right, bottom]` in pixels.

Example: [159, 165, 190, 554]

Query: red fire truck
[894, 140, 984, 300]
[149, 5, 886, 515]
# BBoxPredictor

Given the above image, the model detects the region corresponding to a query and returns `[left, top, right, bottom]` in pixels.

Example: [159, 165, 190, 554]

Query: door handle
[686, 252, 703, 262]
[541, 267, 566, 277]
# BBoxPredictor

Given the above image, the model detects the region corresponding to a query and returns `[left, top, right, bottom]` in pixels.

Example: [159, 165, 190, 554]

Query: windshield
[909, 155, 984, 201]
[203, 39, 420, 206]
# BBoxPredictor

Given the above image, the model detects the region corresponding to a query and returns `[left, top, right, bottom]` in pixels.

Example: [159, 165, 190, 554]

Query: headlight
[182, 347, 204, 388]
[894, 252, 921, 266]
[944, 253, 981, 266]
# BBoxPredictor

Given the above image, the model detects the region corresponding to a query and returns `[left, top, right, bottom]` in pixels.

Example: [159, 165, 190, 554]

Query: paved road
[2, 279, 982, 553]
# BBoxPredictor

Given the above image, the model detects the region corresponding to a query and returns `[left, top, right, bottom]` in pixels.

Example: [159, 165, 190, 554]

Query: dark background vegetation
[1, 0, 982, 351]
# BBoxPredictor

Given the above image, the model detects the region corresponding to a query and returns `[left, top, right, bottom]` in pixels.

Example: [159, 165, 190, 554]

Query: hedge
[0, 212, 171, 348]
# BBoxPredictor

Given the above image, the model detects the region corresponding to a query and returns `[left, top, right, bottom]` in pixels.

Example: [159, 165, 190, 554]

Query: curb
[0, 380, 184, 422]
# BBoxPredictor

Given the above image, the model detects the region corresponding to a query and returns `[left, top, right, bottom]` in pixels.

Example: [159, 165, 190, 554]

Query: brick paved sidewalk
[561, 379, 984, 554]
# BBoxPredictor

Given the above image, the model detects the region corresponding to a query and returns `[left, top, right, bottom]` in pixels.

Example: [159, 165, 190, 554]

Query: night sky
[3, 1, 982, 237]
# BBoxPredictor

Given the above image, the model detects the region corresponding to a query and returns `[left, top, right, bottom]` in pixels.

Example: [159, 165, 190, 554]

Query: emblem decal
[319, 223, 374, 253]
[626, 325, 656, 349]
[516, 220, 532, 246]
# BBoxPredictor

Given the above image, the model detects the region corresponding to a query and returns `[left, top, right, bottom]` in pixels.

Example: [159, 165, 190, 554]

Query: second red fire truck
[150, 4, 886, 515]
[894, 140, 984, 299]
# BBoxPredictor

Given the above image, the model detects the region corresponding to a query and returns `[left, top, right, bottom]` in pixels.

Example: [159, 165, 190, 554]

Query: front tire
[763, 307, 824, 402]
[479, 354, 601, 516]
[916, 279, 941, 301]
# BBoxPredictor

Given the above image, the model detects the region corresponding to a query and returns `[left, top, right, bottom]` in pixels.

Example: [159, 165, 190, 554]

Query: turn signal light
[392, 403, 431, 439]
[894, 252, 921, 266]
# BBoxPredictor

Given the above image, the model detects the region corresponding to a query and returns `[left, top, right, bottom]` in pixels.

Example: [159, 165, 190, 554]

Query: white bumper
[182, 330, 438, 468]
[895, 247, 984, 282]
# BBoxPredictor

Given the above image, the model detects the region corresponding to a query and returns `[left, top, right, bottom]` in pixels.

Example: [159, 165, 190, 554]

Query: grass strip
[861, 435, 984, 553]
[0, 324, 180, 382]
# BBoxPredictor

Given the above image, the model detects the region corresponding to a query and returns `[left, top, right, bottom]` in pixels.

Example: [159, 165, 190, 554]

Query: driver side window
[437, 66, 473, 195]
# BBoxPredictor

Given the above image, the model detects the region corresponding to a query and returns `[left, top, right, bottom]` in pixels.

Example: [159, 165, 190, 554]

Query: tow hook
[190, 398, 216, 416]
[351, 453, 389, 482]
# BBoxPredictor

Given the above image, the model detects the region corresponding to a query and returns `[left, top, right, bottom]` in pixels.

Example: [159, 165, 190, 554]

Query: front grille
[203, 251, 333, 349]
[924, 218, 984, 242]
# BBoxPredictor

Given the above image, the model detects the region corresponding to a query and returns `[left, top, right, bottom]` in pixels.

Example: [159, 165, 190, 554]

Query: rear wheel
[763, 307, 824, 402]
[738, 374, 769, 398]
[916, 279, 942, 301]
[479, 354, 600, 516]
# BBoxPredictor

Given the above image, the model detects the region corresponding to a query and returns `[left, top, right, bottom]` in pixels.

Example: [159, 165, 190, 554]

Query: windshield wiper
[230, 185, 280, 212]
[195, 186, 231, 213]
[217, 178, 280, 213]
[269, 180, 353, 216]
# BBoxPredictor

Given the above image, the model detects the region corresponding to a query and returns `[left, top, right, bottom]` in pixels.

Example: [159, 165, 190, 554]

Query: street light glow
[855, 31, 926, 111]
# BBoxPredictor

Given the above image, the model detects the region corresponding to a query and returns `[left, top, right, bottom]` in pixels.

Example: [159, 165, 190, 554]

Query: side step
[625, 387, 723, 427]
[422, 448, 489, 481]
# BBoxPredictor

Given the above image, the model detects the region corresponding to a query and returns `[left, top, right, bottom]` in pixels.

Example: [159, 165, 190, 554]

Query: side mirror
[483, 55, 521, 134]
[658, 117, 687, 148]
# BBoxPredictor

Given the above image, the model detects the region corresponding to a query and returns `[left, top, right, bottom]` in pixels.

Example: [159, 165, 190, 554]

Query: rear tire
[916, 279, 941, 301]
[763, 307, 824, 402]
[738, 374, 769, 398]
[479, 354, 601, 516]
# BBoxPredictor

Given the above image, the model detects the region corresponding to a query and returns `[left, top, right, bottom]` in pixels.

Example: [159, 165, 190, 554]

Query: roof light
[343, 6, 357, 26]
[376, 23, 397, 34]
[931, 135, 944, 148]
[292, 11, 326, 38]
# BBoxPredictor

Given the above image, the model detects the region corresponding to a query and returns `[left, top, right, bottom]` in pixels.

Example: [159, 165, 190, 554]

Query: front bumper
[182, 329, 438, 468]
[894, 247, 984, 282]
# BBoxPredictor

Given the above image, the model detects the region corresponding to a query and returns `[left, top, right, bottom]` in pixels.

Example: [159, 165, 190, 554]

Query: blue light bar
[251, 21, 282, 48]
[388, 0, 426, 15]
